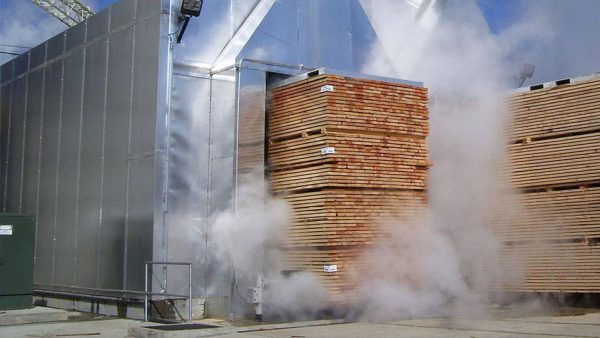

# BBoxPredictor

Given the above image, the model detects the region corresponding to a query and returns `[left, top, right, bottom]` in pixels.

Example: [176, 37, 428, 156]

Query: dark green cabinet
[0, 215, 35, 310]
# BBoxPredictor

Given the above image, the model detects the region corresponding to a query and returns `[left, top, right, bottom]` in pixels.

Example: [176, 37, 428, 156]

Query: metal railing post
[144, 262, 148, 322]
[143, 261, 192, 323]
[188, 263, 193, 322]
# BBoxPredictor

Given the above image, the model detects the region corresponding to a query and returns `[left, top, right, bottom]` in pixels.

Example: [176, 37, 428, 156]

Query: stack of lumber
[267, 73, 429, 298]
[498, 76, 600, 293]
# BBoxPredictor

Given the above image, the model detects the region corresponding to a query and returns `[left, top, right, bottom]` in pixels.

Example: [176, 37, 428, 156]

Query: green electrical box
[0, 214, 35, 310]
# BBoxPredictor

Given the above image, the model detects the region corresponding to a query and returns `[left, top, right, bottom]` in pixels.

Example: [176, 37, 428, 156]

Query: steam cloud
[209, 0, 598, 322]
[210, 170, 328, 320]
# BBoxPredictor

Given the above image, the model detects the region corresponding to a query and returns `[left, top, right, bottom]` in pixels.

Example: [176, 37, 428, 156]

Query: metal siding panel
[111, 0, 136, 32]
[66, 22, 87, 52]
[236, 69, 265, 179]
[21, 70, 44, 215]
[0, 85, 10, 210]
[136, 0, 161, 18]
[167, 74, 211, 297]
[6, 77, 26, 213]
[205, 76, 236, 305]
[350, 0, 379, 70]
[46, 33, 65, 61]
[35, 60, 64, 286]
[297, 0, 353, 69]
[87, 9, 110, 42]
[238, 1, 300, 66]
[54, 50, 84, 287]
[75, 40, 107, 288]
[14, 53, 29, 77]
[1, 62, 13, 83]
[97, 28, 134, 290]
[29, 44, 47, 70]
[130, 17, 159, 155]
[126, 156, 154, 292]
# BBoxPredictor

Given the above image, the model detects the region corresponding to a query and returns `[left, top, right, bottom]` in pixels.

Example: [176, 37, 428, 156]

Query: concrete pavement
[1, 307, 600, 337]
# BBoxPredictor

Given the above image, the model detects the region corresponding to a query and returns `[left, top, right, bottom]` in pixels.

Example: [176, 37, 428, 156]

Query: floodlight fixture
[181, 0, 203, 17]
[177, 0, 203, 43]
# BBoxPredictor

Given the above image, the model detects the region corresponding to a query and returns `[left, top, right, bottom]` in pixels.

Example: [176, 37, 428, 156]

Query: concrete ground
[1, 307, 600, 338]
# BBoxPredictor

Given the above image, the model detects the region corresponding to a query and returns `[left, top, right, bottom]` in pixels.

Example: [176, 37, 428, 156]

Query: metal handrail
[144, 261, 193, 323]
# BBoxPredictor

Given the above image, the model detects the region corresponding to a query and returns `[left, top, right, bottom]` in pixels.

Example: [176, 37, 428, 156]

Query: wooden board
[491, 187, 600, 243]
[283, 189, 426, 247]
[500, 241, 600, 293]
[269, 74, 429, 296]
[499, 76, 600, 293]
[268, 74, 429, 140]
[509, 78, 600, 141]
[507, 132, 600, 189]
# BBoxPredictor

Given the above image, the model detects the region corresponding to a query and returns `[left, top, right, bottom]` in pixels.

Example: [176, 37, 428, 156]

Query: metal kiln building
[0, 0, 443, 316]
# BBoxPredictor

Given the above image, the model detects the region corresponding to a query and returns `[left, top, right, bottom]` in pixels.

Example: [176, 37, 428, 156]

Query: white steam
[210, 170, 328, 319]
[211, 171, 290, 281]
[354, 0, 530, 319]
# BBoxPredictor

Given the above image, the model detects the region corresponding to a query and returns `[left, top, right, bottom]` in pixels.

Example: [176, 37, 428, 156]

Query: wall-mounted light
[177, 0, 203, 43]
[181, 0, 203, 17]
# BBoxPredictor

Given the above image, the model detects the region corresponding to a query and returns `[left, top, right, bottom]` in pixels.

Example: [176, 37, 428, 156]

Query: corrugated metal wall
[0, 0, 164, 296]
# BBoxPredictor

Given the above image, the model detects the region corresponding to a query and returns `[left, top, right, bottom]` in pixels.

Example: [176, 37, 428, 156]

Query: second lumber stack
[267, 73, 429, 297]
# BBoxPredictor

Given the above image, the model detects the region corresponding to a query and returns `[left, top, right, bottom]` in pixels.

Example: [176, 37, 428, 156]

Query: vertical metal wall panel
[87, 10, 110, 42]
[136, 0, 161, 18]
[111, 0, 136, 32]
[66, 23, 87, 52]
[208, 76, 236, 215]
[14, 53, 29, 77]
[238, 1, 300, 66]
[205, 74, 236, 310]
[126, 156, 155, 292]
[46, 33, 65, 62]
[21, 70, 44, 216]
[1, 62, 12, 83]
[6, 77, 26, 213]
[297, 0, 353, 70]
[129, 15, 161, 291]
[167, 73, 212, 297]
[350, 0, 380, 70]
[36, 60, 64, 286]
[53, 50, 84, 287]
[236, 69, 266, 180]
[97, 28, 134, 290]
[75, 39, 107, 289]
[29, 44, 47, 70]
[130, 17, 159, 155]
[0, 84, 11, 211]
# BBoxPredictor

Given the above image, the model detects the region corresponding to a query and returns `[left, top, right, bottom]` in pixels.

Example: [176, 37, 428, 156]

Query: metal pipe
[146, 261, 192, 265]
[144, 262, 148, 322]
[34, 289, 143, 303]
[34, 283, 187, 297]
[188, 263, 193, 322]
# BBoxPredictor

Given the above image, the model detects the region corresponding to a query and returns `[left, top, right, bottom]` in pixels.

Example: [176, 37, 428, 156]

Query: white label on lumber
[321, 147, 335, 155]
[320, 85, 335, 92]
[324, 265, 338, 273]
[0, 225, 13, 235]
